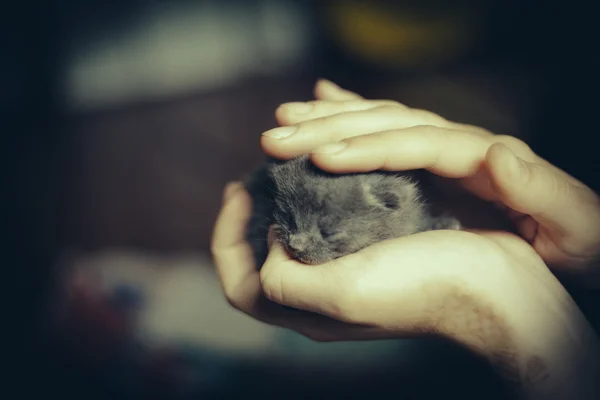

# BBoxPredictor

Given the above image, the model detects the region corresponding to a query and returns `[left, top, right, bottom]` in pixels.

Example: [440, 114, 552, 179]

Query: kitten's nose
[288, 234, 309, 253]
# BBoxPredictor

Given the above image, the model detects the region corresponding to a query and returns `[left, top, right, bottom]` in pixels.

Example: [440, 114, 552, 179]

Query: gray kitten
[244, 155, 461, 268]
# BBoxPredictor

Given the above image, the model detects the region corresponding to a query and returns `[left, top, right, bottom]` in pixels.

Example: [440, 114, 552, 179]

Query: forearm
[451, 269, 600, 399]
[496, 296, 599, 399]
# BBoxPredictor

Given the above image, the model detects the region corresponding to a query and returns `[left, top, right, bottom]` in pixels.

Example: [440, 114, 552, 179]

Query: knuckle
[495, 135, 532, 153]
[312, 100, 358, 115]
[410, 108, 448, 125]
[375, 104, 404, 114]
[223, 288, 242, 310]
[307, 100, 331, 112]
[410, 124, 446, 138]
[296, 115, 333, 135]
[367, 130, 393, 141]
[375, 100, 404, 108]
[532, 162, 561, 195]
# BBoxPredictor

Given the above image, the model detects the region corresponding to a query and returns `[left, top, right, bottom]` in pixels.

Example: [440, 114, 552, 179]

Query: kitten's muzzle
[286, 234, 332, 265]
[288, 234, 310, 253]
[286, 246, 333, 266]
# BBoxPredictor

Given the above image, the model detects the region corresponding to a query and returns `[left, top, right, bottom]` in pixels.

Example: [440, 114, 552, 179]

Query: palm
[255, 226, 542, 343]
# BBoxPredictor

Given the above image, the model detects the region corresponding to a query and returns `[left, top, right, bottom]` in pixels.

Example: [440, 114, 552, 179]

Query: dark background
[6, 0, 599, 399]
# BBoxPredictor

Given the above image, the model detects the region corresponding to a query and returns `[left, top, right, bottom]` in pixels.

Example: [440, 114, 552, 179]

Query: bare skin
[211, 80, 600, 399]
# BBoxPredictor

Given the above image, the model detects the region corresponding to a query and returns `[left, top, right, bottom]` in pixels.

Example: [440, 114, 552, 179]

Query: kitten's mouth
[296, 256, 323, 266]
[273, 229, 333, 265]
[283, 244, 332, 266]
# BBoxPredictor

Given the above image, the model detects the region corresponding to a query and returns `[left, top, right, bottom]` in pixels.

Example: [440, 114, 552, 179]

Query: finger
[211, 188, 396, 336]
[262, 106, 451, 159]
[222, 181, 243, 205]
[275, 99, 401, 126]
[212, 191, 312, 324]
[211, 182, 247, 251]
[485, 143, 600, 241]
[308, 125, 492, 178]
[260, 239, 360, 320]
[210, 183, 262, 311]
[313, 78, 494, 138]
[314, 79, 363, 101]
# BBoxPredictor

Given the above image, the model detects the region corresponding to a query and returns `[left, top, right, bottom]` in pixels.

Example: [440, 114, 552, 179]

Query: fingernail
[282, 102, 313, 115]
[312, 141, 348, 154]
[262, 126, 297, 139]
[223, 181, 242, 203]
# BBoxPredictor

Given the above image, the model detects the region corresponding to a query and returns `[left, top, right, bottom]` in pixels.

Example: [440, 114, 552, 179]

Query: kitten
[244, 155, 461, 268]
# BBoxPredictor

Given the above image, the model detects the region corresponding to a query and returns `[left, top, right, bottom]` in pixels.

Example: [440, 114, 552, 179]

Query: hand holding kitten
[211, 80, 600, 399]
[265, 80, 600, 286]
[214, 178, 599, 400]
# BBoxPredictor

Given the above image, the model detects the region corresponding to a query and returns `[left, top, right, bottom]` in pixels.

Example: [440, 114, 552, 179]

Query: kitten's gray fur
[244, 155, 461, 268]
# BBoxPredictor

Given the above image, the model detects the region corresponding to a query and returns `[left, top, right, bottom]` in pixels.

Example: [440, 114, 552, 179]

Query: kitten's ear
[375, 189, 401, 210]
[365, 182, 401, 210]
[361, 177, 417, 211]
[266, 160, 282, 181]
[268, 155, 311, 186]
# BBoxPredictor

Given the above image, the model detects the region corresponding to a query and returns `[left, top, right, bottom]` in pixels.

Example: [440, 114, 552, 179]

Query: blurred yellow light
[325, 1, 482, 68]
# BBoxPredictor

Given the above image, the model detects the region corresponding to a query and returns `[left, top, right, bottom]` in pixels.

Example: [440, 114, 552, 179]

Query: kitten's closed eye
[320, 226, 348, 242]
[380, 191, 400, 210]
[319, 225, 335, 239]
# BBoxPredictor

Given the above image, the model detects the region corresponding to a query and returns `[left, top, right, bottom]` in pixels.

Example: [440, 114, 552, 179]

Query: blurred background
[6, 0, 599, 399]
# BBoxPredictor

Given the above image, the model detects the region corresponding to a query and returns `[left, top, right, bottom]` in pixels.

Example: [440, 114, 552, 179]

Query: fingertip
[212, 186, 252, 250]
[218, 183, 251, 224]
[222, 181, 244, 204]
[485, 142, 509, 163]
[313, 78, 333, 99]
[316, 78, 343, 93]
[260, 135, 297, 160]
[486, 143, 528, 191]
[485, 142, 540, 215]
[314, 78, 362, 101]
[487, 143, 527, 179]
[274, 103, 296, 126]
[274, 104, 287, 123]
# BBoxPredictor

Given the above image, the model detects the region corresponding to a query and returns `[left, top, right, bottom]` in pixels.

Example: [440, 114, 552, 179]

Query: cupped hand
[261, 79, 600, 285]
[212, 180, 552, 343]
[211, 181, 600, 400]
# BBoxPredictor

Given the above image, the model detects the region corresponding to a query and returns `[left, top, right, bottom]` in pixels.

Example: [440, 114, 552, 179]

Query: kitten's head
[268, 155, 424, 265]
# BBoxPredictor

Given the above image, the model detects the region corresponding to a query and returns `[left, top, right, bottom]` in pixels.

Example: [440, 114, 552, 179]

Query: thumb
[260, 236, 356, 318]
[485, 143, 600, 239]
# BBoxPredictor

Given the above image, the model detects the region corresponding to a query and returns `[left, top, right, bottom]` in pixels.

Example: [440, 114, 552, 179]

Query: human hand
[211, 182, 600, 400]
[262, 79, 600, 286]
[211, 79, 600, 398]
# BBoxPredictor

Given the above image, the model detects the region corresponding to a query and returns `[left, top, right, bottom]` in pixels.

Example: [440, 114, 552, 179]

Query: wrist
[442, 252, 600, 399]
